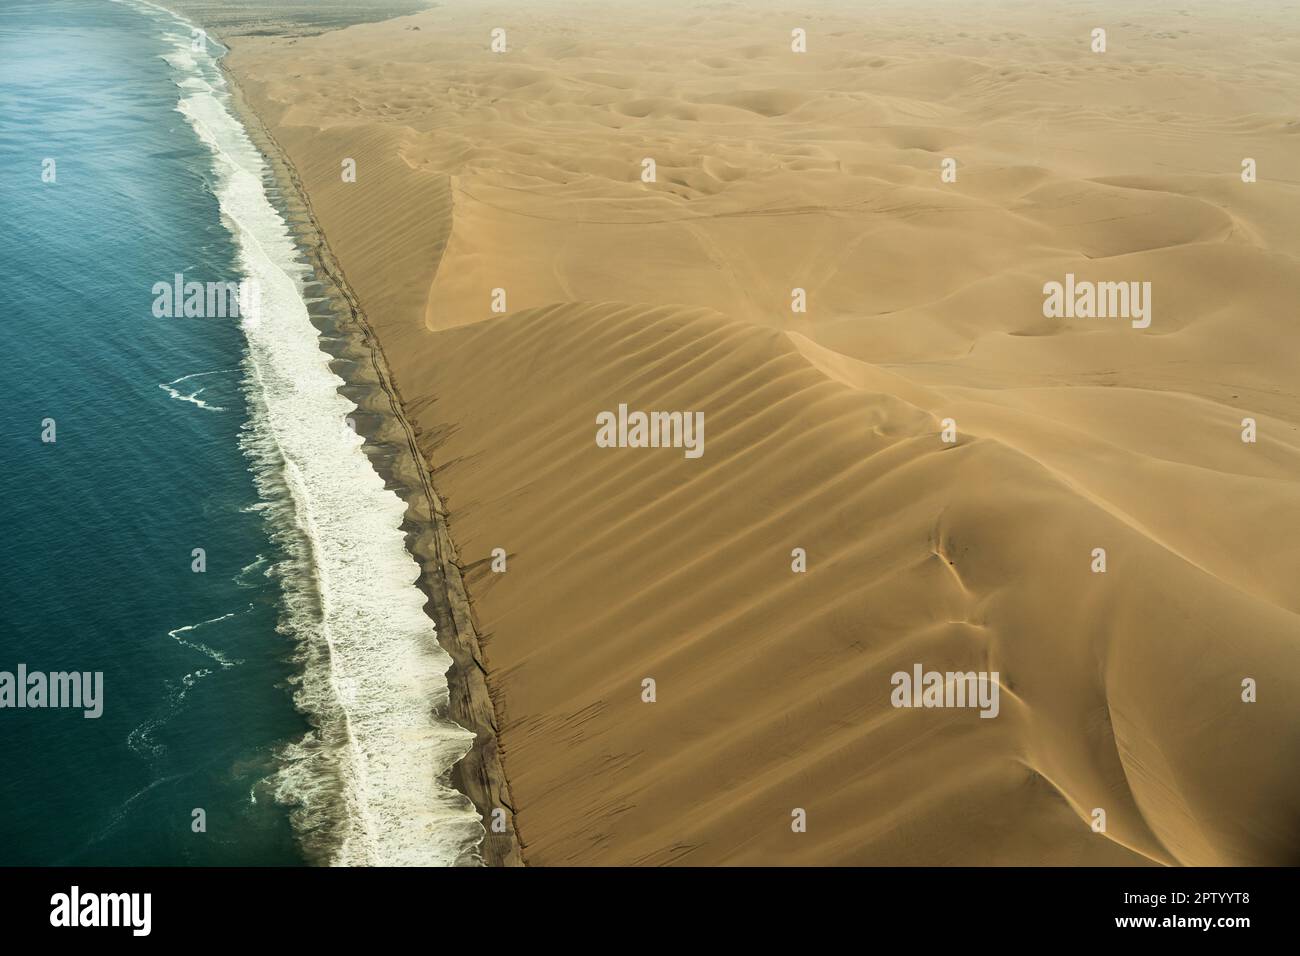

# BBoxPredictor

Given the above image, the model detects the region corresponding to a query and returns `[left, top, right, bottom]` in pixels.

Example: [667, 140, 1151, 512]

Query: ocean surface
[0, 0, 480, 865]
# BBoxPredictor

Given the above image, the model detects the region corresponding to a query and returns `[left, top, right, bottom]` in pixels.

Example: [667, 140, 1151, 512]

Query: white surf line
[158, 368, 236, 411]
[167, 611, 244, 668]
[168, 369, 237, 383]
[158, 382, 224, 411]
[124, 0, 484, 866]
[234, 552, 270, 587]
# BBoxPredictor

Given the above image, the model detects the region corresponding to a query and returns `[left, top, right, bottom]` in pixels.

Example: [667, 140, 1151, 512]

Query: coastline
[152, 0, 1300, 866]
[217, 55, 523, 867]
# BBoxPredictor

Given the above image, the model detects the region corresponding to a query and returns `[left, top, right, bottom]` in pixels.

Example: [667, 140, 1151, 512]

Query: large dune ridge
[222, 0, 1300, 865]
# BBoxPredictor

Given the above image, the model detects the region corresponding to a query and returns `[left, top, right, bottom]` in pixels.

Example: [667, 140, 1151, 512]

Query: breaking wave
[123, 0, 484, 866]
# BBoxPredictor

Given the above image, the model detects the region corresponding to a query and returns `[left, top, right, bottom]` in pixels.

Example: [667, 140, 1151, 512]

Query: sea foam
[122, 0, 484, 866]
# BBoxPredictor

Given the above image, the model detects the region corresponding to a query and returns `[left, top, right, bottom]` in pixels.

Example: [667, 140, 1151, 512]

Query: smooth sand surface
[223, 0, 1300, 864]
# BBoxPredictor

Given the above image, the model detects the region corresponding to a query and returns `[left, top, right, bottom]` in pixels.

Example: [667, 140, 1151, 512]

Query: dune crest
[226, 0, 1300, 865]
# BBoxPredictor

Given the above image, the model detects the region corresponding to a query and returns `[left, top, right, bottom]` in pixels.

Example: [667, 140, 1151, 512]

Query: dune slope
[226, 0, 1300, 865]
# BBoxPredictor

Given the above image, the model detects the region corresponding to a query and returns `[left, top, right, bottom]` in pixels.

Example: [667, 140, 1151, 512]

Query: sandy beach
[201, 0, 1300, 865]
[217, 51, 523, 867]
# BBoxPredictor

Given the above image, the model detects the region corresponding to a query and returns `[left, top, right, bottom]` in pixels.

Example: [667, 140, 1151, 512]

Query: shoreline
[218, 58, 524, 867]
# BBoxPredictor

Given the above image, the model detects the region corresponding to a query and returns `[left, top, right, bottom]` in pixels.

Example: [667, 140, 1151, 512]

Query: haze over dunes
[223, 0, 1300, 865]
[167, 0, 430, 36]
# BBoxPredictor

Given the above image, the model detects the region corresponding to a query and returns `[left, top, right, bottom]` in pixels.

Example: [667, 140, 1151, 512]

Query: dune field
[217, 0, 1300, 865]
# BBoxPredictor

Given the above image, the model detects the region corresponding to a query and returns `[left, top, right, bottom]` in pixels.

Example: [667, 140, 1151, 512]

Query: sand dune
[223, 0, 1300, 865]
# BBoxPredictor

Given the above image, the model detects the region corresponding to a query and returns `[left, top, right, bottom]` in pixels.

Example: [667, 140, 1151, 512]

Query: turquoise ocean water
[0, 0, 481, 866]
